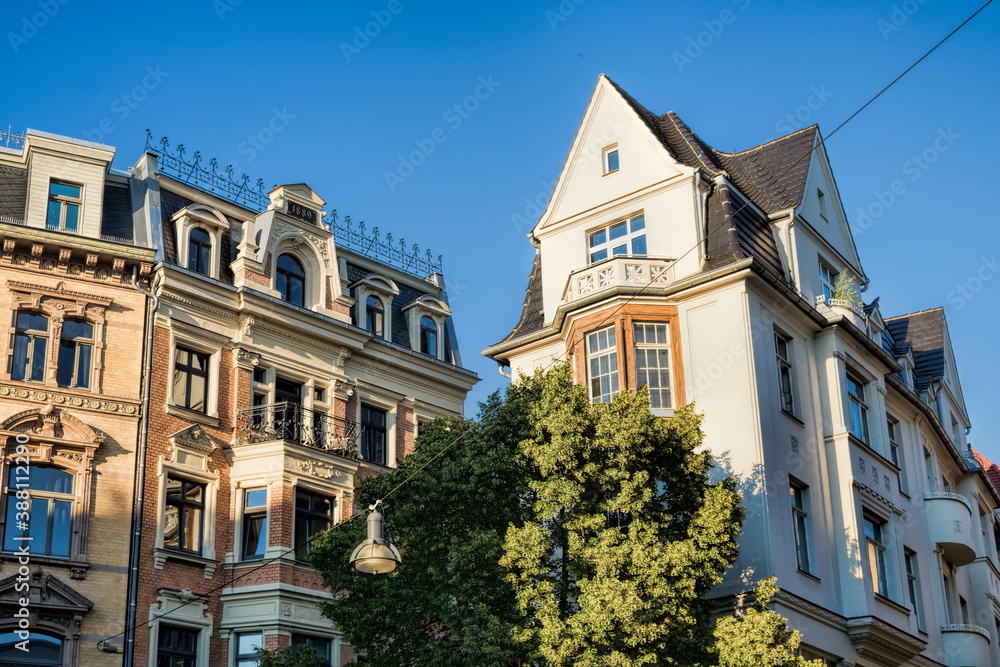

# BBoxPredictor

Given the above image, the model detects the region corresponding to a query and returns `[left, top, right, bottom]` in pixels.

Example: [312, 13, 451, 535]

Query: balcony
[940, 624, 991, 667]
[235, 402, 361, 459]
[923, 492, 976, 566]
[562, 256, 676, 304]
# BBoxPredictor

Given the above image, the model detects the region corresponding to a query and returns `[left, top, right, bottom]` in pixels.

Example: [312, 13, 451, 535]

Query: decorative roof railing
[145, 131, 444, 278]
[328, 210, 443, 277]
[0, 127, 25, 150]
[144, 130, 270, 211]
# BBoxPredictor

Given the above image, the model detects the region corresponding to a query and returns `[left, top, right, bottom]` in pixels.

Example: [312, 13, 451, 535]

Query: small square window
[604, 146, 619, 174]
[314, 387, 326, 403]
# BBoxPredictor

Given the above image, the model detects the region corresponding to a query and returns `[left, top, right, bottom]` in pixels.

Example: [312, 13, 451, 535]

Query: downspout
[497, 361, 512, 379]
[124, 266, 160, 666]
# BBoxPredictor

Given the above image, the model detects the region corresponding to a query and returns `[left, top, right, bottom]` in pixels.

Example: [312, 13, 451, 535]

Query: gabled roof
[972, 449, 1000, 496]
[496, 251, 545, 344]
[884, 308, 946, 391]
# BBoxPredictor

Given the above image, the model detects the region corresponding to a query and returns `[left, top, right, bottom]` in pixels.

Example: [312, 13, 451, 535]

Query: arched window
[276, 254, 306, 307]
[365, 296, 384, 338]
[0, 630, 63, 665]
[3, 466, 74, 557]
[11, 312, 48, 383]
[188, 227, 212, 275]
[57, 319, 94, 389]
[420, 316, 438, 357]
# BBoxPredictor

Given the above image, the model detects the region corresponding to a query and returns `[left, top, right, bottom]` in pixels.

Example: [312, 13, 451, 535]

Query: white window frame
[845, 368, 871, 446]
[603, 144, 619, 175]
[355, 390, 398, 468]
[351, 274, 400, 339]
[173, 204, 229, 281]
[774, 330, 796, 416]
[904, 549, 925, 632]
[819, 260, 838, 303]
[402, 295, 451, 360]
[168, 326, 225, 422]
[232, 630, 264, 667]
[148, 589, 213, 667]
[46, 180, 83, 232]
[863, 511, 890, 598]
[587, 214, 646, 264]
[586, 326, 619, 404]
[887, 416, 908, 494]
[790, 479, 811, 574]
[632, 321, 671, 412]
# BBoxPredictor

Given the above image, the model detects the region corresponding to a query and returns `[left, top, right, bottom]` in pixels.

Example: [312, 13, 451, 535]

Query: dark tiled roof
[884, 308, 946, 391]
[972, 449, 1000, 494]
[100, 182, 134, 241]
[159, 188, 234, 283]
[0, 164, 28, 218]
[495, 251, 544, 346]
[346, 263, 433, 349]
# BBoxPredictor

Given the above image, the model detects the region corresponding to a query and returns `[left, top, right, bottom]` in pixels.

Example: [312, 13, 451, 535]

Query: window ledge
[874, 592, 909, 615]
[796, 568, 821, 583]
[781, 410, 805, 427]
[848, 435, 900, 473]
[0, 552, 90, 579]
[166, 404, 220, 427]
[153, 547, 218, 579]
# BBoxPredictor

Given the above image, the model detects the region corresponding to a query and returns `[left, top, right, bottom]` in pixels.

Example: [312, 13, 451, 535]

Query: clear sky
[5, 0, 999, 458]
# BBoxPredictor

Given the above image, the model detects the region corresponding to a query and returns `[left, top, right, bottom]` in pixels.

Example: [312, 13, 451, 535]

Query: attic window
[589, 215, 645, 263]
[817, 189, 828, 222]
[603, 146, 619, 175]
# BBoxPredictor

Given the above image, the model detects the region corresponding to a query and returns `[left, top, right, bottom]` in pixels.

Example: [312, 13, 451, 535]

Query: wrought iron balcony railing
[235, 402, 361, 459]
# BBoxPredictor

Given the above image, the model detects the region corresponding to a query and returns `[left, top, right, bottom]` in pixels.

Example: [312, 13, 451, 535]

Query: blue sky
[5, 0, 999, 459]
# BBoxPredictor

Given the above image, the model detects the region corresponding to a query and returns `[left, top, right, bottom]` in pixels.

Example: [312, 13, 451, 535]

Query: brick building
[0, 130, 155, 666]
[124, 135, 477, 667]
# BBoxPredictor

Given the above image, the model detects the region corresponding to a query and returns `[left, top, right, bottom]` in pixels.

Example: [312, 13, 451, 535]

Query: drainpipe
[497, 361, 512, 379]
[124, 266, 160, 667]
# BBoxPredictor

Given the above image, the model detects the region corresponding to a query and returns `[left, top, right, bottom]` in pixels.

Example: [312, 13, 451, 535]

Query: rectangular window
[887, 417, 908, 493]
[775, 332, 795, 415]
[820, 262, 837, 302]
[164, 475, 204, 553]
[586, 327, 619, 404]
[905, 550, 925, 632]
[603, 145, 620, 174]
[235, 631, 263, 667]
[864, 514, 888, 596]
[291, 635, 332, 667]
[790, 482, 811, 573]
[11, 311, 49, 383]
[3, 466, 74, 557]
[360, 405, 388, 465]
[588, 214, 646, 263]
[633, 322, 671, 409]
[846, 372, 870, 444]
[295, 491, 333, 562]
[817, 189, 828, 221]
[45, 181, 82, 232]
[57, 319, 94, 389]
[242, 488, 267, 560]
[158, 624, 198, 667]
[943, 570, 957, 623]
[173, 347, 209, 413]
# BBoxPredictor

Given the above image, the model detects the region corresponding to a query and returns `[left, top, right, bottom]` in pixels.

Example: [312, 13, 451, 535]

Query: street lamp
[350, 504, 402, 575]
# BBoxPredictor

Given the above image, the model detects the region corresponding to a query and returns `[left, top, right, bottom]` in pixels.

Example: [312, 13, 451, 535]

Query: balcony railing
[562, 256, 676, 303]
[235, 402, 361, 459]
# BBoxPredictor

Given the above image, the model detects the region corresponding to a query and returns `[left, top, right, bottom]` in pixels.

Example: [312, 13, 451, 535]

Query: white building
[484, 75, 1000, 667]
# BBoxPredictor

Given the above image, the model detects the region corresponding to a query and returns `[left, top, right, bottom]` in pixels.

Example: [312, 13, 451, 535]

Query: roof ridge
[713, 125, 818, 157]
[661, 112, 722, 174]
[885, 306, 945, 321]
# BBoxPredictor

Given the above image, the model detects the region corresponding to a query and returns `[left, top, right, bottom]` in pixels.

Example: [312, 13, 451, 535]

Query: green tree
[501, 363, 743, 666]
[714, 578, 825, 667]
[308, 385, 537, 666]
[254, 643, 324, 667]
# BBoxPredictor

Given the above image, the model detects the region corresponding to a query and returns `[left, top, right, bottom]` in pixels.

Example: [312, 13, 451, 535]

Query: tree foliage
[309, 384, 537, 666]
[714, 578, 825, 667]
[501, 364, 743, 666]
[254, 644, 324, 667]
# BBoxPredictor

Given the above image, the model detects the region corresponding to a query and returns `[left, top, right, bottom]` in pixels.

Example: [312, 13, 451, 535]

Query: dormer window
[589, 215, 646, 263]
[403, 295, 451, 360]
[820, 261, 838, 302]
[46, 181, 82, 232]
[276, 254, 306, 307]
[187, 227, 212, 275]
[366, 296, 384, 337]
[420, 316, 437, 356]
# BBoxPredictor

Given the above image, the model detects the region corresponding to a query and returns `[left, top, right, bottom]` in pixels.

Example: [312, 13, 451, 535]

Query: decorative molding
[291, 458, 345, 481]
[351, 355, 470, 401]
[167, 424, 218, 455]
[846, 615, 926, 667]
[7, 278, 114, 306]
[0, 384, 140, 415]
[233, 347, 262, 370]
[160, 291, 240, 322]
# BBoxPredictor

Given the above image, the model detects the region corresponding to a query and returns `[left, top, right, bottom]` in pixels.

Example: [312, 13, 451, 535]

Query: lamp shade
[349, 510, 402, 575]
